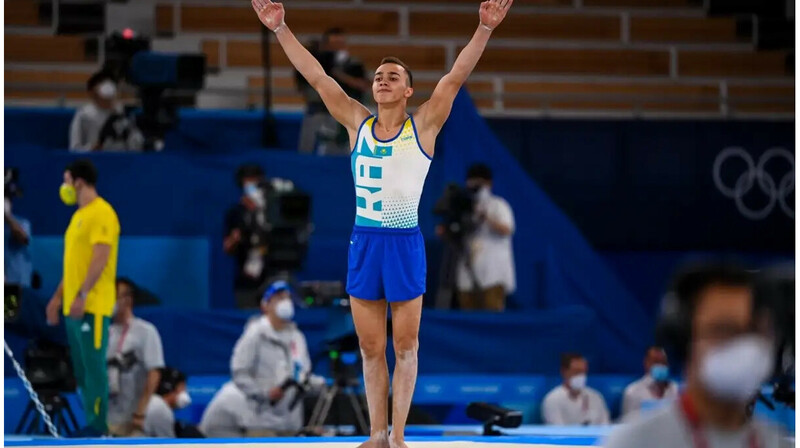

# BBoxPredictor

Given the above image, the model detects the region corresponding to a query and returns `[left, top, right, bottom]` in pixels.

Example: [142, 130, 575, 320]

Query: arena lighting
[466, 402, 523, 436]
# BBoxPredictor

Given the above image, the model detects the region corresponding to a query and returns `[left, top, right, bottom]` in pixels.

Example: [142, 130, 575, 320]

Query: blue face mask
[650, 364, 670, 382]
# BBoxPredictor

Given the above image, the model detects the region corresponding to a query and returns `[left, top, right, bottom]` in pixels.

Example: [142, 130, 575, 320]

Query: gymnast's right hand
[251, 0, 285, 31]
[45, 295, 61, 326]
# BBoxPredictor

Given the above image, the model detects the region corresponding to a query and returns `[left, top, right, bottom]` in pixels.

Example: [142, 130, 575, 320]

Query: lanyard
[116, 324, 130, 354]
[679, 394, 760, 448]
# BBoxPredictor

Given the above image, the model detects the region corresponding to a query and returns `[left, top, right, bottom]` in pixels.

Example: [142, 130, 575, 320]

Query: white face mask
[176, 390, 192, 409]
[4, 198, 11, 215]
[700, 335, 774, 403]
[275, 299, 295, 321]
[97, 80, 117, 99]
[568, 374, 587, 391]
[335, 50, 349, 65]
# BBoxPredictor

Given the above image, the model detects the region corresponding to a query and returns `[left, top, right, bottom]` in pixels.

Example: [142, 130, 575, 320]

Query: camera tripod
[303, 375, 369, 436]
[435, 239, 483, 310]
[15, 390, 80, 436]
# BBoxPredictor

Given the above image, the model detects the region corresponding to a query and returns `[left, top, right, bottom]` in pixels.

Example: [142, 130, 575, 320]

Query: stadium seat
[177, 5, 399, 36]
[502, 80, 720, 113]
[6, 0, 40, 27]
[629, 17, 740, 43]
[679, 50, 789, 77]
[410, 12, 621, 41]
[727, 84, 795, 114]
[468, 47, 671, 76]
[6, 35, 94, 63]
[221, 41, 447, 72]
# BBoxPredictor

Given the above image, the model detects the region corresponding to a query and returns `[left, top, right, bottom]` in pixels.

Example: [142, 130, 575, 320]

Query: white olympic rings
[712, 147, 794, 220]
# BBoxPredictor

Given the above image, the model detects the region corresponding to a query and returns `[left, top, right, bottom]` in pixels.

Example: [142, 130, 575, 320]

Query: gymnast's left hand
[479, 0, 513, 31]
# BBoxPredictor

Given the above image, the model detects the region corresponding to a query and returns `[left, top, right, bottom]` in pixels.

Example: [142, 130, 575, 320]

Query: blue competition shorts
[346, 225, 426, 302]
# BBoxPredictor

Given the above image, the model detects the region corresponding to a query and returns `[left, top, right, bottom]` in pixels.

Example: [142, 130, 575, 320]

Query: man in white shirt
[621, 346, 679, 419]
[69, 71, 143, 152]
[605, 262, 788, 448]
[456, 164, 516, 311]
[106, 278, 165, 436]
[143, 367, 192, 438]
[542, 353, 610, 426]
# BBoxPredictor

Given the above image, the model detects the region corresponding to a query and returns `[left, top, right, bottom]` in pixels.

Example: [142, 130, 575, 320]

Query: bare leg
[388, 297, 423, 448]
[351, 297, 390, 448]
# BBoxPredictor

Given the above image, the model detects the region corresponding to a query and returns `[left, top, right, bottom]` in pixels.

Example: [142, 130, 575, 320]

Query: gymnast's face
[373, 63, 413, 105]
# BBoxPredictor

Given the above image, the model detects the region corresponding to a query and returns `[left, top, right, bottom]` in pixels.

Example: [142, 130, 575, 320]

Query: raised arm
[251, 0, 370, 131]
[418, 0, 512, 132]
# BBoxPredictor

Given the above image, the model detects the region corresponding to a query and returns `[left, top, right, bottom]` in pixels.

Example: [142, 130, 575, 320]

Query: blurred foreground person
[605, 262, 787, 448]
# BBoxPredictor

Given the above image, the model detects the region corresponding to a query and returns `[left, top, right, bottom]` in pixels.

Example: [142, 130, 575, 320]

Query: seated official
[230, 281, 312, 437]
[542, 353, 610, 425]
[621, 346, 679, 420]
[143, 367, 192, 438]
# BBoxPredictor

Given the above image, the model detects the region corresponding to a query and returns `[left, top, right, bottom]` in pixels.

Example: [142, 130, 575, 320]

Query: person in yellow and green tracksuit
[46, 158, 120, 436]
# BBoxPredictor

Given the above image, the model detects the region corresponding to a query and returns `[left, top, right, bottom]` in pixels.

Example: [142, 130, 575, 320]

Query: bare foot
[388, 436, 408, 448]
[356, 436, 390, 448]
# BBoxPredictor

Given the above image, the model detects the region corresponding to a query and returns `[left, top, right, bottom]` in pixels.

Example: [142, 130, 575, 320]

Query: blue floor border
[4, 435, 599, 446]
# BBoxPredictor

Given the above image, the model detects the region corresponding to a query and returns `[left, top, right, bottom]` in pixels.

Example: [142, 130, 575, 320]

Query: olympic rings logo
[713, 147, 794, 220]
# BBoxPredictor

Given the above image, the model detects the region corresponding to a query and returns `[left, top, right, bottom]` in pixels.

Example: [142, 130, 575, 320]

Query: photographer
[143, 367, 193, 438]
[224, 164, 272, 309]
[454, 164, 516, 311]
[605, 262, 787, 448]
[229, 281, 312, 436]
[107, 278, 165, 436]
[69, 71, 143, 152]
[5, 168, 33, 288]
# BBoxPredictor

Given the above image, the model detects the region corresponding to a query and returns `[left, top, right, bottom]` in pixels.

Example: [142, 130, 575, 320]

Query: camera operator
[143, 367, 193, 438]
[605, 262, 788, 448]
[224, 164, 273, 309]
[229, 281, 312, 437]
[454, 164, 516, 311]
[5, 168, 33, 288]
[106, 278, 165, 437]
[69, 71, 143, 152]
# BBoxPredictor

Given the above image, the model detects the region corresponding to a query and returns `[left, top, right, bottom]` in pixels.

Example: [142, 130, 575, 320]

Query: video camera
[264, 179, 313, 272]
[23, 340, 77, 394]
[103, 32, 206, 150]
[433, 183, 477, 246]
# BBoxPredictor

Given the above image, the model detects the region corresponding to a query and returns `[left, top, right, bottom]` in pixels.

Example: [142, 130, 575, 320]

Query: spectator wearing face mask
[456, 163, 516, 311]
[605, 262, 786, 448]
[106, 278, 165, 437]
[228, 281, 312, 437]
[69, 71, 143, 152]
[620, 346, 679, 420]
[542, 353, 610, 426]
[224, 164, 272, 308]
[143, 367, 193, 438]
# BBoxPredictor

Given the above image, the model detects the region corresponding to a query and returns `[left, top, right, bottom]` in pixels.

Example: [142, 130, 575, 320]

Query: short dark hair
[235, 164, 265, 188]
[86, 70, 115, 92]
[672, 261, 752, 321]
[380, 56, 413, 87]
[323, 27, 345, 42]
[156, 367, 187, 396]
[116, 277, 139, 303]
[560, 353, 584, 370]
[66, 159, 98, 186]
[467, 163, 493, 182]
